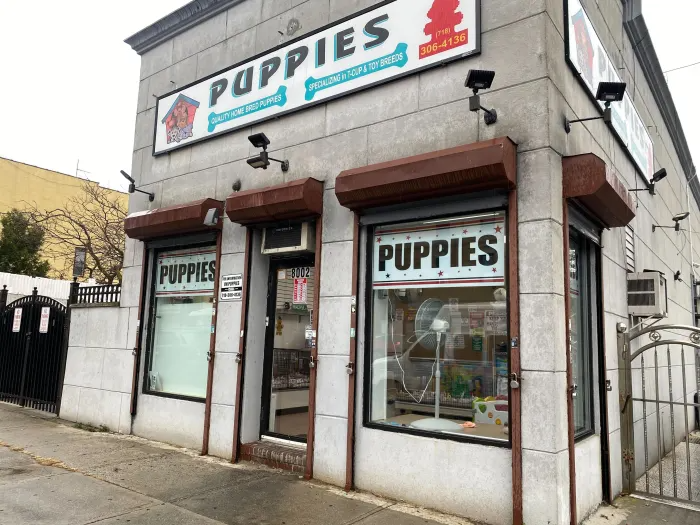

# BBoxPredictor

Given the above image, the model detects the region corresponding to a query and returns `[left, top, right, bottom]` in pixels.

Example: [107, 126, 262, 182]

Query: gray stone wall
[118, 1, 699, 524]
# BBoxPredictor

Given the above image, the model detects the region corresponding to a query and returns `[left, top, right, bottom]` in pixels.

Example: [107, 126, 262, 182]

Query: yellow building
[0, 157, 128, 279]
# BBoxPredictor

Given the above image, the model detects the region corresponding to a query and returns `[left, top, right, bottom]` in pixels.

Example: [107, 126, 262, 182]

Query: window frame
[142, 239, 217, 403]
[568, 228, 600, 441]
[361, 206, 512, 448]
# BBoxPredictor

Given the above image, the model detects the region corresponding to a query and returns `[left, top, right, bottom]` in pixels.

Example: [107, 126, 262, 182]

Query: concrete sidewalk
[1, 403, 699, 525]
[0, 403, 467, 525]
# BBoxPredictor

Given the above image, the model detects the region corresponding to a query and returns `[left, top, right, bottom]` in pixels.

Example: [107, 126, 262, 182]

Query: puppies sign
[373, 213, 505, 289]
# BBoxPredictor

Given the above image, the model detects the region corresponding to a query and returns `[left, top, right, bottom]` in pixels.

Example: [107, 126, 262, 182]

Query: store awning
[124, 198, 224, 240]
[563, 154, 635, 228]
[334, 137, 517, 211]
[225, 178, 324, 225]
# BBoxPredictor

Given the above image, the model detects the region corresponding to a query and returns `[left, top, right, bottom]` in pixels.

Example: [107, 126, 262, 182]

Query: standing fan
[409, 299, 464, 432]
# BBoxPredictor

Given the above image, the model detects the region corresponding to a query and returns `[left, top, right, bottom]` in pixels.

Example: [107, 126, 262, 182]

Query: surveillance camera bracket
[128, 183, 155, 202]
[468, 92, 498, 125]
[564, 104, 612, 134]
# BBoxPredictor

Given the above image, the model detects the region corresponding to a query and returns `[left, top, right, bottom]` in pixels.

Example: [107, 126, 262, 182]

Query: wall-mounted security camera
[204, 208, 221, 227]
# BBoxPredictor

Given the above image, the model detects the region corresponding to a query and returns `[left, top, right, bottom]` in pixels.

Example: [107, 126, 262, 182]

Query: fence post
[0, 285, 7, 310]
[69, 278, 79, 306]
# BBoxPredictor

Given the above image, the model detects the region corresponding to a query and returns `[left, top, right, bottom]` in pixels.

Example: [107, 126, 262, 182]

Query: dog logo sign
[162, 94, 200, 144]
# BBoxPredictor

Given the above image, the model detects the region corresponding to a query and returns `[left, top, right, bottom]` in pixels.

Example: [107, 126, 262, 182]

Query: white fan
[409, 299, 463, 432]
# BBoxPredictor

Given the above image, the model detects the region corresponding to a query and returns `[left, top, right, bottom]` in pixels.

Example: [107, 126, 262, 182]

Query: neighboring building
[0, 157, 128, 279]
[59, 2, 700, 525]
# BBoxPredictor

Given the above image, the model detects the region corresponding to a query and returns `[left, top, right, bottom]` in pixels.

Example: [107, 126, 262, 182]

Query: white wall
[60, 306, 134, 434]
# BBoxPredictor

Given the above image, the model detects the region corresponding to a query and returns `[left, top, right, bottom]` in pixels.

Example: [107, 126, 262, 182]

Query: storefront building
[59, 1, 700, 524]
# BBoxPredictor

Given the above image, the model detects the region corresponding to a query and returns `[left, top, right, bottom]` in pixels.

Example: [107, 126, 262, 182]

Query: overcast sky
[0, 1, 696, 193]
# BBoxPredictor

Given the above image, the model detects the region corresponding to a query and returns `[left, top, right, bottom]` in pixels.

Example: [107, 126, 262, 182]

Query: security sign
[373, 213, 506, 289]
[39, 307, 51, 334]
[220, 274, 243, 301]
[12, 308, 22, 333]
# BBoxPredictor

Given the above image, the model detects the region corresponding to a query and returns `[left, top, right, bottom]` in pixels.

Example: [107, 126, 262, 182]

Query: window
[568, 230, 597, 437]
[145, 245, 216, 400]
[366, 211, 509, 443]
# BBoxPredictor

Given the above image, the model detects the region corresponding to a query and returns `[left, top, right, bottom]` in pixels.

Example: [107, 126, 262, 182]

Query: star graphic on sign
[386, 274, 390, 279]
[406, 235, 411, 240]
[463, 229, 468, 234]
[438, 271, 444, 277]
[376, 237, 382, 243]
[492, 268, 497, 273]
[495, 225, 502, 233]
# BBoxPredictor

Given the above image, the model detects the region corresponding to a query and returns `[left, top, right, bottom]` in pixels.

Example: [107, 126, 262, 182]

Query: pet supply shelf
[393, 400, 474, 418]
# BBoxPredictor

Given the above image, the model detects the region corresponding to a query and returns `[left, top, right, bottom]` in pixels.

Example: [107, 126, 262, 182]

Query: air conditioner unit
[627, 272, 668, 317]
[262, 222, 315, 255]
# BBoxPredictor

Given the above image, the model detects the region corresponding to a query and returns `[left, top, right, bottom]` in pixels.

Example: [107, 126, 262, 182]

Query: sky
[0, 1, 697, 193]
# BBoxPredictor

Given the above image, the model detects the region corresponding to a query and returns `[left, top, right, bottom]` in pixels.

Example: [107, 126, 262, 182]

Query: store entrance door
[261, 257, 315, 443]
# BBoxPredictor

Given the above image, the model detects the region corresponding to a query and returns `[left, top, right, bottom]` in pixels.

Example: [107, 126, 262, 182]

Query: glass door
[261, 257, 315, 443]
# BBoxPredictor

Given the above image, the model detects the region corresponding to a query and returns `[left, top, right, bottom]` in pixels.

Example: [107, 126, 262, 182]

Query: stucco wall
[116, 0, 700, 524]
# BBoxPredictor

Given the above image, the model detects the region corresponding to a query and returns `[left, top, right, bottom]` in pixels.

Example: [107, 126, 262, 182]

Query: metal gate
[0, 287, 70, 414]
[619, 323, 700, 504]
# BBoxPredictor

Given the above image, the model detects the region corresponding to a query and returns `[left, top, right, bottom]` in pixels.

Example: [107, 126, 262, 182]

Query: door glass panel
[267, 264, 314, 440]
[569, 232, 593, 435]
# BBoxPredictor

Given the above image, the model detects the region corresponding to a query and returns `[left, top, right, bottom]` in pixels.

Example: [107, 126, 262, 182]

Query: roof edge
[124, 0, 243, 55]
[623, 0, 699, 207]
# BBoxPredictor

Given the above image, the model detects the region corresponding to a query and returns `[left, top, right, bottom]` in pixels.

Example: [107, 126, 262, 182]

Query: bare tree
[27, 181, 127, 284]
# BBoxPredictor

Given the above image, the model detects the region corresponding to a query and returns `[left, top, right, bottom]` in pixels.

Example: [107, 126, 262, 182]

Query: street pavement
[1, 402, 699, 525]
[0, 403, 468, 525]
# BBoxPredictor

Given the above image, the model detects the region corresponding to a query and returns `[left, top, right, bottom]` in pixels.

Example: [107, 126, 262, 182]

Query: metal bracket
[510, 337, 519, 348]
[207, 351, 213, 362]
[346, 362, 355, 375]
[234, 353, 242, 364]
[309, 355, 316, 369]
[621, 393, 631, 414]
[606, 379, 613, 392]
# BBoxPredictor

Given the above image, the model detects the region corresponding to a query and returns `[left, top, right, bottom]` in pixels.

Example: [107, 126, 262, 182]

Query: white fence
[0, 272, 74, 303]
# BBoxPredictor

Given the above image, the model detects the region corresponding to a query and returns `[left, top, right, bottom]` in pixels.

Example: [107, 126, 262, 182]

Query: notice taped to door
[293, 278, 308, 304]
[220, 274, 243, 301]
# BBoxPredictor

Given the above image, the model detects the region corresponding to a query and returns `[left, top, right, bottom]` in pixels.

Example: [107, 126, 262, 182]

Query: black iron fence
[0, 287, 70, 413]
[74, 283, 121, 305]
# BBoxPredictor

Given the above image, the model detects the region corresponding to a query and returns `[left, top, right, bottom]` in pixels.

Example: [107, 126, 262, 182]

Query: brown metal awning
[225, 178, 324, 225]
[334, 137, 517, 211]
[563, 154, 635, 228]
[124, 198, 224, 240]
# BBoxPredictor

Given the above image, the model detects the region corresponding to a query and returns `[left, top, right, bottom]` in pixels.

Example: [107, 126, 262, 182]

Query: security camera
[204, 208, 221, 227]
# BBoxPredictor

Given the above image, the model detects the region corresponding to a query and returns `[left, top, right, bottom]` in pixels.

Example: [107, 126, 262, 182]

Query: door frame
[260, 254, 316, 443]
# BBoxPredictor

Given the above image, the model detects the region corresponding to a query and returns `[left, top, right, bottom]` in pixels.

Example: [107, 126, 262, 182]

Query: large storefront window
[146, 246, 216, 400]
[367, 212, 509, 442]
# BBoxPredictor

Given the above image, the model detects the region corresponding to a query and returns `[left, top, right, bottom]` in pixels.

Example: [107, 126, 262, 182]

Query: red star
[376, 237, 382, 243]
[462, 229, 468, 234]
[492, 268, 497, 273]
[438, 271, 444, 277]
[406, 235, 411, 240]
[495, 225, 502, 233]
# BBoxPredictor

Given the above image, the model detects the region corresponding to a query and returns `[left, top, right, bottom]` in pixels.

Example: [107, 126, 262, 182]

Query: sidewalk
[1, 403, 699, 525]
[0, 403, 468, 525]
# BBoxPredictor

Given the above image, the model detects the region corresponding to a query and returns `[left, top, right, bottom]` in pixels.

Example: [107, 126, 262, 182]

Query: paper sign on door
[293, 278, 308, 304]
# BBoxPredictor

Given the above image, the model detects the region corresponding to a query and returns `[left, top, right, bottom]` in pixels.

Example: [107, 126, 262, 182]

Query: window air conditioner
[262, 222, 315, 255]
[627, 272, 668, 317]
